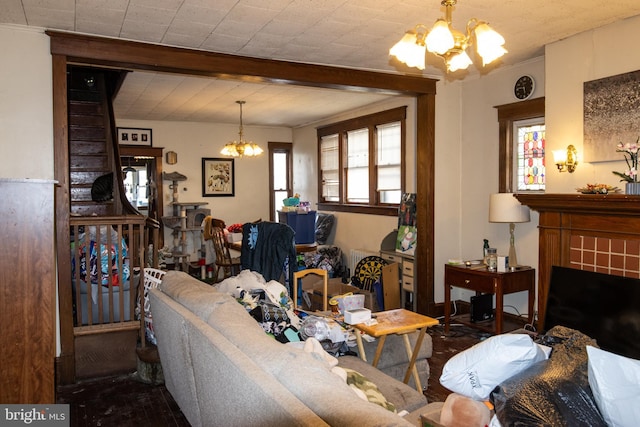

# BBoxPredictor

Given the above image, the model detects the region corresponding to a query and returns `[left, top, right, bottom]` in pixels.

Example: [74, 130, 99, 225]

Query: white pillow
[440, 333, 547, 400]
[587, 346, 640, 427]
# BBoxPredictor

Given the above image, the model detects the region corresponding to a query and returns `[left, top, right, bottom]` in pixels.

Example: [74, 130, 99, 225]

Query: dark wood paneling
[48, 32, 436, 96]
[0, 179, 56, 403]
[416, 93, 436, 315]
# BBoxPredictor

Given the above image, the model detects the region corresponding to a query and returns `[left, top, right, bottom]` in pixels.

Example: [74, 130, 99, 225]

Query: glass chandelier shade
[389, 0, 507, 72]
[221, 100, 263, 158]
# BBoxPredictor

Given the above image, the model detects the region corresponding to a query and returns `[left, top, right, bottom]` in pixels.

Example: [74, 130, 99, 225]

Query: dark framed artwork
[117, 127, 153, 146]
[584, 70, 640, 162]
[202, 157, 234, 197]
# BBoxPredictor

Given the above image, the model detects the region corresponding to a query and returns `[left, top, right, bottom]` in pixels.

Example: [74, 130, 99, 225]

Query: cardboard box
[300, 276, 375, 312]
[344, 308, 371, 324]
[226, 232, 243, 243]
[419, 402, 446, 427]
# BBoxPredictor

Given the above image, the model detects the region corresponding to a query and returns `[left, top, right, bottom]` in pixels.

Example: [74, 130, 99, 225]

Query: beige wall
[0, 25, 53, 180]
[440, 58, 545, 315]
[545, 14, 640, 193]
[116, 118, 292, 255]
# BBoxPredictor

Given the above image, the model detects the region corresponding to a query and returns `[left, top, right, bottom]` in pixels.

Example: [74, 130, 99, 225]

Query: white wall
[448, 57, 546, 317]
[545, 14, 640, 193]
[0, 25, 53, 179]
[117, 118, 292, 256]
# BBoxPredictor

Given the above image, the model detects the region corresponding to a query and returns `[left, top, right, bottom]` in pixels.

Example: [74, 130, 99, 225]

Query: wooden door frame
[48, 31, 437, 384]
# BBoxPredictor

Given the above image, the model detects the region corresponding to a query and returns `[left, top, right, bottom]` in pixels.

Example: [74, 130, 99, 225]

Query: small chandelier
[389, 0, 507, 73]
[221, 100, 263, 158]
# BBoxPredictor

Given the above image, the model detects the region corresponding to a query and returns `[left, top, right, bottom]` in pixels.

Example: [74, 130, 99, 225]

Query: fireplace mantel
[514, 193, 640, 330]
[516, 193, 640, 217]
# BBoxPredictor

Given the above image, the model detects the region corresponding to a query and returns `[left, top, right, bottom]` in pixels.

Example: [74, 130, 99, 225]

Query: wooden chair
[210, 221, 241, 281]
[292, 268, 328, 311]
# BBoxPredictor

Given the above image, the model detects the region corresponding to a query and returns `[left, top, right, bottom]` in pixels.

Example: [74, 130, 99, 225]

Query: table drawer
[402, 275, 414, 292]
[380, 252, 403, 264]
[402, 261, 414, 277]
[445, 268, 495, 293]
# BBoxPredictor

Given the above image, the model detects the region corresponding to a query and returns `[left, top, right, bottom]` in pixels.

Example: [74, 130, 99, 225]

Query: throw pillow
[341, 367, 396, 413]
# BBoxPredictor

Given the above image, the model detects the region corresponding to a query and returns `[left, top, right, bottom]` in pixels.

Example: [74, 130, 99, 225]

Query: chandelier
[220, 101, 263, 157]
[389, 0, 507, 72]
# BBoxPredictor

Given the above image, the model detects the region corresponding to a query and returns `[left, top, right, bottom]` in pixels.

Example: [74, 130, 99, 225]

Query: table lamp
[489, 193, 530, 267]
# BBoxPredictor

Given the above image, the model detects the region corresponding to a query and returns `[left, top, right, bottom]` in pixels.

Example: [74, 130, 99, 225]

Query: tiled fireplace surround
[515, 193, 640, 329]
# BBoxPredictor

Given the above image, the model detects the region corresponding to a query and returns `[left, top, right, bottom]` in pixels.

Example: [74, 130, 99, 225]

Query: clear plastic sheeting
[490, 326, 607, 427]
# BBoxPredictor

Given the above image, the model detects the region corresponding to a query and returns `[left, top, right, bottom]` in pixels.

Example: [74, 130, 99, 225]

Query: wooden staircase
[67, 67, 133, 216]
[66, 66, 157, 379]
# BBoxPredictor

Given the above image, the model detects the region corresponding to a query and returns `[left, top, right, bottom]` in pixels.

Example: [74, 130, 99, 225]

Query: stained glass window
[515, 120, 545, 191]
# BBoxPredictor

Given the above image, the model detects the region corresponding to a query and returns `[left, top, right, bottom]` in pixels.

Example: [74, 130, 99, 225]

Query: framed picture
[202, 158, 235, 197]
[584, 70, 640, 162]
[117, 127, 152, 146]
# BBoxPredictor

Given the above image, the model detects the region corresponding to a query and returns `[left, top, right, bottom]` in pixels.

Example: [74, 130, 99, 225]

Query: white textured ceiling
[3, 0, 640, 126]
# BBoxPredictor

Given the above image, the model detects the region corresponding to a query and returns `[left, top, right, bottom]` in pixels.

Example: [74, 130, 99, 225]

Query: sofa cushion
[206, 298, 417, 425]
[338, 355, 427, 413]
[160, 271, 251, 322]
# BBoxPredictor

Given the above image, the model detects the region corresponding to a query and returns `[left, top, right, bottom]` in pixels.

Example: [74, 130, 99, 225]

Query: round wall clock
[514, 75, 535, 100]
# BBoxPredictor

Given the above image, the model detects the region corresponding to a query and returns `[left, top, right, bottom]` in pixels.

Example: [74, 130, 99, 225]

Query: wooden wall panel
[0, 179, 56, 403]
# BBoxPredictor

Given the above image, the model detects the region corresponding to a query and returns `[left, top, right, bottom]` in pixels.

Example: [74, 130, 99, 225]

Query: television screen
[546, 266, 640, 360]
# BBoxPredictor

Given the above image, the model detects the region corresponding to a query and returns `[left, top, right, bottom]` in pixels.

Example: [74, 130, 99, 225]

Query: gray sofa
[150, 271, 432, 426]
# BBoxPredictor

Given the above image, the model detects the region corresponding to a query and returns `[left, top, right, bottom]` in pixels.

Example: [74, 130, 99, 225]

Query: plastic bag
[587, 345, 640, 427]
[440, 333, 547, 400]
[490, 326, 607, 426]
[314, 213, 335, 245]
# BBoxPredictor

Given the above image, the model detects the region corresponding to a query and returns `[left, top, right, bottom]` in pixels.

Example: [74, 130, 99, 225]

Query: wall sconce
[553, 145, 578, 173]
[166, 151, 178, 165]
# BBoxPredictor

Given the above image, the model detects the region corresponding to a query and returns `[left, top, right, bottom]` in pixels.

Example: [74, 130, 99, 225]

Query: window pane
[316, 106, 406, 211]
[321, 134, 339, 202]
[378, 165, 400, 190]
[274, 190, 288, 219]
[516, 121, 546, 191]
[376, 122, 401, 204]
[347, 129, 369, 203]
[377, 122, 401, 165]
[273, 152, 288, 190]
[380, 189, 401, 204]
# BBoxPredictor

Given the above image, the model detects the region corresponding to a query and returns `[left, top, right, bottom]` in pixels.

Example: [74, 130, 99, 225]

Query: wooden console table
[444, 264, 535, 335]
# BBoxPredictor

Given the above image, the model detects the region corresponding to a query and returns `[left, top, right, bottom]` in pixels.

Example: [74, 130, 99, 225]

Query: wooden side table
[444, 264, 535, 335]
[352, 309, 439, 391]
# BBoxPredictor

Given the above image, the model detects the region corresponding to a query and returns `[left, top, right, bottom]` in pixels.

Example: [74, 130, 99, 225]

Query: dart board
[352, 256, 388, 290]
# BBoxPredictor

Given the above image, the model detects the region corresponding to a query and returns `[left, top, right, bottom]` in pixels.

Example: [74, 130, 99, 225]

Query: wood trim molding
[51, 33, 438, 385]
[47, 31, 436, 96]
[495, 97, 545, 192]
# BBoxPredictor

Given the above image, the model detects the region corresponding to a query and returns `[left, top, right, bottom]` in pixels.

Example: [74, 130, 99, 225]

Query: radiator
[349, 249, 377, 272]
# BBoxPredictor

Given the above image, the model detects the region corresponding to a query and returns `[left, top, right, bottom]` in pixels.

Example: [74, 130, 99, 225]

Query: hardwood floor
[56, 324, 484, 426]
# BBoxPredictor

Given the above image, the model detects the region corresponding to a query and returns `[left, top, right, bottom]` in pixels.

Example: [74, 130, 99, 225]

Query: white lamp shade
[389, 32, 426, 70]
[475, 23, 507, 65]
[425, 19, 454, 55]
[447, 51, 472, 72]
[489, 193, 530, 223]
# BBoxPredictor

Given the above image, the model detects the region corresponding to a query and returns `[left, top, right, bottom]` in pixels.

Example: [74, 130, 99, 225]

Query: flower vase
[625, 182, 640, 195]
